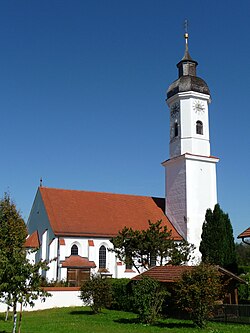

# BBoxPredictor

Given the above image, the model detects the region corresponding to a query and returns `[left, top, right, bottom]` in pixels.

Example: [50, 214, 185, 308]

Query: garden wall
[0, 287, 83, 312]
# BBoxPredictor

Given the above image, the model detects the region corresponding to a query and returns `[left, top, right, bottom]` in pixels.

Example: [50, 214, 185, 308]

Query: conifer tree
[199, 204, 237, 272]
[110, 220, 194, 271]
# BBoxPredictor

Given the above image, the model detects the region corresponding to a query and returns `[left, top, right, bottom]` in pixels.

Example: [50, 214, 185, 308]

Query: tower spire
[176, 21, 198, 78]
[183, 19, 190, 59]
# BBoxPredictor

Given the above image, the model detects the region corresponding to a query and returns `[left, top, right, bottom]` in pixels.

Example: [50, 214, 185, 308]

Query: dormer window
[71, 244, 78, 256]
[196, 121, 203, 135]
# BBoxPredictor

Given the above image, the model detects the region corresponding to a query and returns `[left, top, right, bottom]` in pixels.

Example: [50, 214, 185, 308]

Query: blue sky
[0, 1, 249, 240]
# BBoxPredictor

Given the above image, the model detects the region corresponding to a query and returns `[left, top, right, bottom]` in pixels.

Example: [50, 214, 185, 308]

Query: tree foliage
[238, 272, 250, 302]
[235, 242, 250, 267]
[175, 264, 223, 328]
[110, 220, 194, 272]
[80, 274, 112, 313]
[199, 204, 237, 272]
[132, 276, 168, 324]
[0, 193, 50, 333]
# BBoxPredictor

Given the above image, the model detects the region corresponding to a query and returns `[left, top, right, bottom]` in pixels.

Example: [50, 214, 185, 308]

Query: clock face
[193, 100, 205, 114]
[170, 102, 180, 118]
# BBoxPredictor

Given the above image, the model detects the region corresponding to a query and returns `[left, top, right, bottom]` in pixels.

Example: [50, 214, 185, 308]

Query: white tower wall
[163, 36, 219, 260]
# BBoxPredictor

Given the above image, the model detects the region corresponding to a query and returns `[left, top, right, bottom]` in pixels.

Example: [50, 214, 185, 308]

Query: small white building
[26, 33, 218, 284]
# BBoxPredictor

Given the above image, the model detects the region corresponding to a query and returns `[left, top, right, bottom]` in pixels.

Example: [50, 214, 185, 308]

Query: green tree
[175, 263, 222, 328]
[110, 220, 194, 272]
[132, 276, 168, 324]
[80, 274, 112, 313]
[235, 242, 250, 267]
[0, 193, 49, 333]
[199, 204, 237, 272]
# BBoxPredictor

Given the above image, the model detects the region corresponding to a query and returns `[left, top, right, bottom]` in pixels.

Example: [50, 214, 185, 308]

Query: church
[25, 32, 219, 286]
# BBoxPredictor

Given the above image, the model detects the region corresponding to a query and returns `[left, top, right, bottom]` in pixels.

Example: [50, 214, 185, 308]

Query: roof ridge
[39, 186, 164, 200]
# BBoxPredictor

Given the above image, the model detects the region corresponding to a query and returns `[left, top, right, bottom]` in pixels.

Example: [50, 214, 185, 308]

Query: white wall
[0, 289, 82, 312]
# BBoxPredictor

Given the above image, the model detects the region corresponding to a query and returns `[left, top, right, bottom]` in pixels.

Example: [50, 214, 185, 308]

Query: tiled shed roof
[238, 227, 250, 239]
[132, 265, 193, 282]
[39, 187, 182, 240]
[61, 255, 96, 268]
[24, 230, 40, 248]
[132, 265, 246, 284]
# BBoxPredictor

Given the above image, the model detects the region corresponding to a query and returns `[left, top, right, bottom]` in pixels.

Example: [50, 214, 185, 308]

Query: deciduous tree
[175, 263, 222, 328]
[0, 193, 49, 333]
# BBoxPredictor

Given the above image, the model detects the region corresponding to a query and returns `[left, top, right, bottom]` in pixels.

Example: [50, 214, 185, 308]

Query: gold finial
[184, 19, 189, 45]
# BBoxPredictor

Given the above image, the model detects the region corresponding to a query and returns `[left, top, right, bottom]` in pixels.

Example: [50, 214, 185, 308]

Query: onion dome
[167, 32, 210, 99]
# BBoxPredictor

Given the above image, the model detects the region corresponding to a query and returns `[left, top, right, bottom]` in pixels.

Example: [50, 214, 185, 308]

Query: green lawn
[0, 307, 249, 333]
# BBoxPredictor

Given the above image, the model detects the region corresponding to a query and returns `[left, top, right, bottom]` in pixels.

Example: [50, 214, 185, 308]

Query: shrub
[108, 278, 133, 311]
[175, 264, 222, 328]
[132, 276, 168, 324]
[80, 274, 112, 313]
[238, 272, 250, 302]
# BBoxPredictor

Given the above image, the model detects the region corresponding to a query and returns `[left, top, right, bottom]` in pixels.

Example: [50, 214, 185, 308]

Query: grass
[0, 307, 249, 333]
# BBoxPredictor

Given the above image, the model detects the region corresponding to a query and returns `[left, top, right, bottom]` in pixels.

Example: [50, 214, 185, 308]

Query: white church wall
[47, 238, 58, 281]
[63, 238, 88, 259]
[41, 229, 48, 261]
[27, 190, 55, 243]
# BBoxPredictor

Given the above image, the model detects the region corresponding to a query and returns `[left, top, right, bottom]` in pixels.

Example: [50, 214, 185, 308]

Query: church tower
[162, 32, 219, 259]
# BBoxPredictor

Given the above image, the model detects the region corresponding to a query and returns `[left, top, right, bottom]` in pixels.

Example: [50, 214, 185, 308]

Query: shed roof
[24, 230, 40, 248]
[238, 227, 250, 239]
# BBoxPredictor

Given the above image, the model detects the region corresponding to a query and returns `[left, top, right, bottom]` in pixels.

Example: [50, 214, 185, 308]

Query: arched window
[196, 121, 203, 135]
[99, 245, 106, 268]
[71, 244, 78, 256]
[174, 122, 178, 137]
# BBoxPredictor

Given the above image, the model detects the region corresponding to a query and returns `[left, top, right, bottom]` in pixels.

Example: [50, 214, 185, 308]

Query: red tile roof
[132, 265, 246, 284]
[39, 187, 182, 240]
[132, 265, 193, 282]
[61, 255, 96, 268]
[238, 227, 250, 239]
[25, 230, 40, 248]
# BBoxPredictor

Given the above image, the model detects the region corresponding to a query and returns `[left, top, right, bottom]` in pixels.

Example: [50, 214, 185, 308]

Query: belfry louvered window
[174, 122, 178, 137]
[99, 245, 106, 268]
[196, 121, 203, 135]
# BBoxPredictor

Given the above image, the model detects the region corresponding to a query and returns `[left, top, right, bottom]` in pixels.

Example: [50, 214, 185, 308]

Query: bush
[175, 264, 222, 328]
[80, 274, 112, 313]
[108, 278, 133, 311]
[132, 276, 168, 324]
[238, 272, 250, 302]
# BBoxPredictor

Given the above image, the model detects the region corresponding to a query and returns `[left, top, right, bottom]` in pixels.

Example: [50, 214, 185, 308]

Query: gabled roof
[132, 265, 246, 284]
[38, 187, 182, 240]
[25, 230, 40, 248]
[238, 227, 250, 239]
[61, 255, 96, 268]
